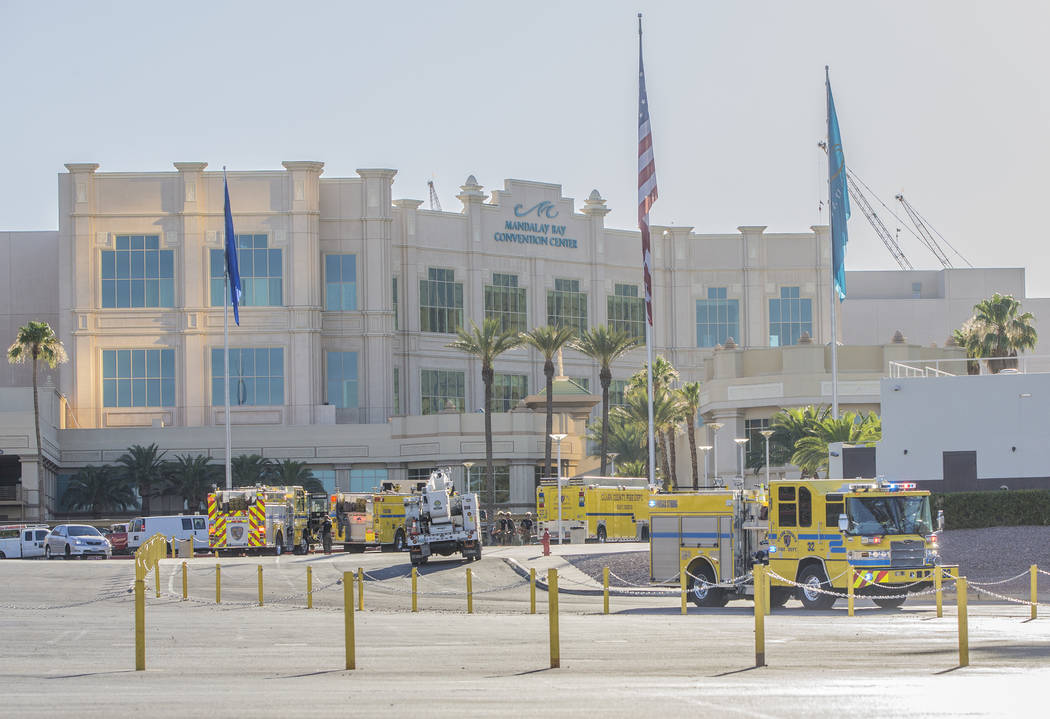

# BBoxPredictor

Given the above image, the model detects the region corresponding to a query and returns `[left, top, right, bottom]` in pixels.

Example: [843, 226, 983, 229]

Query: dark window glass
[798, 487, 813, 527]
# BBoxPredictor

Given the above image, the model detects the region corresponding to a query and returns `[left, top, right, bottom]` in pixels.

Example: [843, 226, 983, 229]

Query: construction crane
[427, 180, 442, 212]
[818, 141, 913, 270]
[894, 194, 972, 269]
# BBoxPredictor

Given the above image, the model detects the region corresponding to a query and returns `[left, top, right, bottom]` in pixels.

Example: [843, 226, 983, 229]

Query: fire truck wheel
[596, 526, 607, 543]
[689, 564, 728, 607]
[872, 596, 906, 609]
[797, 567, 836, 610]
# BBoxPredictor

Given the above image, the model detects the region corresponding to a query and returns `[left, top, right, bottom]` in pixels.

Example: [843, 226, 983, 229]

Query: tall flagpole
[826, 66, 840, 419]
[223, 169, 233, 490]
[638, 14, 658, 489]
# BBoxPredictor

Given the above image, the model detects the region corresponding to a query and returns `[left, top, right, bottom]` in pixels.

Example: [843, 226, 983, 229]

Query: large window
[468, 465, 510, 504]
[696, 288, 739, 348]
[211, 347, 284, 406]
[744, 418, 771, 453]
[769, 286, 812, 347]
[350, 468, 388, 493]
[485, 273, 527, 333]
[609, 379, 630, 408]
[101, 235, 174, 308]
[608, 284, 645, 340]
[210, 234, 282, 307]
[420, 369, 465, 414]
[312, 469, 337, 495]
[547, 278, 587, 334]
[326, 352, 359, 408]
[393, 367, 400, 415]
[324, 254, 357, 310]
[392, 277, 399, 330]
[492, 374, 527, 413]
[419, 268, 463, 333]
[102, 349, 175, 407]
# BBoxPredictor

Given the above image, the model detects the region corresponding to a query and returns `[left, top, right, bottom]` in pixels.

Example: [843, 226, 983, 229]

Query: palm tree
[231, 454, 275, 486]
[520, 325, 577, 480]
[274, 459, 322, 493]
[955, 293, 1038, 373]
[61, 465, 135, 517]
[629, 356, 680, 485]
[620, 386, 682, 489]
[678, 382, 703, 490]
[571, 326, 640, 475]
[116, 443, 167, 515]
[752, 405, 832, 473]
[448, 318, 525, 518]
[791, 411, 882, 478]
[165, 454, 219, 512]
[584, 414, 647, 468]
[617, 459, 647, 479]
[7, 321, 68, 517]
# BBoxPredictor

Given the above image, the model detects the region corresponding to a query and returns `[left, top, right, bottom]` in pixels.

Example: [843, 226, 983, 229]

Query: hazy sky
[2, 1, 1048, 296]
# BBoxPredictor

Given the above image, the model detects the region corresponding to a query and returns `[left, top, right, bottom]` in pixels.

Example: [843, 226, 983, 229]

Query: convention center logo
[494, 200, 578, 249]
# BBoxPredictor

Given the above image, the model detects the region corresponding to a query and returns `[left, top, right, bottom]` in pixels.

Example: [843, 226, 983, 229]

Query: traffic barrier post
[935, 567, 943, 618]
[357, 567, 364, 611]
[343, 571, 355, 670]
[1031, 565, 1038, 620]
[680, 569, 687, 615]
[170, 536, 174, 559]
[548, 568, 560, 669]
[257, 565, 264, 607]
[215, 563, 221, 604]
[411, 566, 418, 612]
[847, 570, 855, 617]
[181, 561, 187, 601]
[154, 561, 160, 598]
[763, 568, 771, 616]
[530, 567, 536, 614]
[957, 576, 969, 667]
[134, 578, 145, 671]
[307, 566, 313, 609]
[467, 568, 474, 614]
[754, 565, 766, 667]
[603, 566, 609, 615]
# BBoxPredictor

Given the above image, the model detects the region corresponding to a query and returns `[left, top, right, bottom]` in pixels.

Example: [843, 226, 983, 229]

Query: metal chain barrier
[766, 569, 958, 601]
[963, 571, 1031, 587]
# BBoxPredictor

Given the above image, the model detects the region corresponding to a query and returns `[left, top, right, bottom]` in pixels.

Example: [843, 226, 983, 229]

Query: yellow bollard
[153, 561, 160, 599]
[307, 566, 313, 609]
[530, 567, 536, 615]
[181, 561, 187, 601]
[681, 569, 688, 615]
[763, 568, 771, 616]
[357, 567, 364, 611]
[215, 563, 221, 604]
[467, 568, 473, 614]
[548, 568, 560, 669]
[957, 576, 969, 667]
[1031, 565, 1038, 620]
[170, 536, 175, 559]
[343, 571, 356, 670]
[935, 567, 943, 618]
[847, 569, 855, 617]
[754, 565, 766, 667]
[134, 578, 145, 671]
[603, 567, 609, 615]
[258, 565, 264, 607]
[411, 567, 418, 613]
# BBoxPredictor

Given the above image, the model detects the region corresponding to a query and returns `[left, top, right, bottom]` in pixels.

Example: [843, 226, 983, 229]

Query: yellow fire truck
[536, 478, 656, 542]
[650, 479, 951, 610]
[330, 491, 409, 552]
[208, 485, 311, 555]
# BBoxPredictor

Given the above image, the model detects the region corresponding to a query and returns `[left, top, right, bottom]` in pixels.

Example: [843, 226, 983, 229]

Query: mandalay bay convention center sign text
[493, 201, 579, 249]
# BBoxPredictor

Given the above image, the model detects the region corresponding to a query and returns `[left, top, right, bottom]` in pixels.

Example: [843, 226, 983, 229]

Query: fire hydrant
[541, 529, 551, 556]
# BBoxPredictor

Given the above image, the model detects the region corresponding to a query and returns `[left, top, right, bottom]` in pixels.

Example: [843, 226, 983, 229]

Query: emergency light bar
[884, 482, 917, 491]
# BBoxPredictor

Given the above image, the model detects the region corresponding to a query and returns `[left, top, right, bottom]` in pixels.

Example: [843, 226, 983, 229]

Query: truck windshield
[845, 495, 932, 536]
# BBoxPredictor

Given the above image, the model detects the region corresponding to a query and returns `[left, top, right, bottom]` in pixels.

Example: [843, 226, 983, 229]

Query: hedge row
[931, 490, 1050, 530]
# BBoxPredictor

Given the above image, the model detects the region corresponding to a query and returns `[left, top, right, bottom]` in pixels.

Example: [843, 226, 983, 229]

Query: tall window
[326, 352, 359, 408]
[211, 347, 284, 406]
[547, 278, 587, 334]
[696, 288, 739, 348]
[392, 277, 399, 330]
[419, 268, 463, 333]
[393, 367, 400, 415]
[210, 234, 282, 307]
[769, 286, 812, 347]
[324, 254, 357, 310]
[608, 284, 645, 340]
[744, 418, 770, 455]
[609, 379, 630, 408]
[407, 468, 435, 486]
[311, 469, 337, 494]
[420, 369, 464, 414]
[350, 468, 388, 493]
[492, 374, 527, 413]
[101, 235, 174, 308]
[485, 273, 527, 333]
[468, 465, 510, 504]
[102, 349, 175, 407]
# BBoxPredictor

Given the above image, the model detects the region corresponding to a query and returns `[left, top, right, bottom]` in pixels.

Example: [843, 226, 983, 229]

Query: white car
[45, 524, 112, 559]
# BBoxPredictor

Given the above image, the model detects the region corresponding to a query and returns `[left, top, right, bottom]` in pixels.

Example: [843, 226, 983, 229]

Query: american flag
[637, 17, 658, 327]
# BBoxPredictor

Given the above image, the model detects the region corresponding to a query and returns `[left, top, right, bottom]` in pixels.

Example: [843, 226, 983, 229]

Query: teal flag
[826, 67, 850, 301]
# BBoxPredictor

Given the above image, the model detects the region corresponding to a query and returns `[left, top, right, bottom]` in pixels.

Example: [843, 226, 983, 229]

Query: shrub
[931, 490, 1050, 529]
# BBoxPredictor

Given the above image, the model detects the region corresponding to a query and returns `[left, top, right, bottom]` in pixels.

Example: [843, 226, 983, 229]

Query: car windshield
[67, 525, 102, 537]
[845, 495, 932, 536]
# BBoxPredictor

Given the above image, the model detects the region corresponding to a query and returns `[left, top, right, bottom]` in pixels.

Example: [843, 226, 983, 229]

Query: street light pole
[697, 445, 712, 489]
[734, 438, 749, 486]
[550, 433, 567, 545]
[760, 429, 774, 487]
[608, 452, 618, 478]
[707, 422, 724, 487]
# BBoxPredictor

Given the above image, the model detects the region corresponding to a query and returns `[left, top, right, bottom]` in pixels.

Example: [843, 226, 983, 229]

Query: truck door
[650, 515, 680, 583]
[192, 517, 208, 547]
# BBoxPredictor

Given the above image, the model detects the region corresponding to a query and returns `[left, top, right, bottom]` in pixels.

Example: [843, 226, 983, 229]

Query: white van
[0, 524, 50, 559]
[127, 515, 209, 551]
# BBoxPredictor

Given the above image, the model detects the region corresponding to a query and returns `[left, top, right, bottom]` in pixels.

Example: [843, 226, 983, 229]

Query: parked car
[0, 524, 50, 559]
[127, 515, 208, 551]
[45, 524, 112, 559]
[106, 522, 129, 555]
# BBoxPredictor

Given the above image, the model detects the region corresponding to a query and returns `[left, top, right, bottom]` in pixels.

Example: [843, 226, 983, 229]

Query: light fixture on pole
[707, 422, 724, 486]
[607, 452, 619, 478]
[759, 429, 774, 487]
[733, 437, 749, 485]
[462, 461, 474, 494]
[550, 433, 568, 545]
[697, 445, 712, 488]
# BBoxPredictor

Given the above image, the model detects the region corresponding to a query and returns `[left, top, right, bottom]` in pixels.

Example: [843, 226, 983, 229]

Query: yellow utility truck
[208, 485, 311, 555]
[330, 491, 409, 552]
[650, 479, 949, 610]
[537, 478, 656, 542]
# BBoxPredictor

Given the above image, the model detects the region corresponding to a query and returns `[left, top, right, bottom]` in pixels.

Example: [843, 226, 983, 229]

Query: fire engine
[208, 485, 311, 555]
[404, 468, 482, 566]
[330, 491, 409, 552]
[537, 478, 657, 542]
[650, 479, 952, 610]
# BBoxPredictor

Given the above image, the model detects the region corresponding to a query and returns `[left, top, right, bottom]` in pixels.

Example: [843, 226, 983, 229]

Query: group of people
[492, 511, 534, 546]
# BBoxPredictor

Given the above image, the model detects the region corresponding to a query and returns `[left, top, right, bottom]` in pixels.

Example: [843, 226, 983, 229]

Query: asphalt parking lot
[2, 543, 1048, 717]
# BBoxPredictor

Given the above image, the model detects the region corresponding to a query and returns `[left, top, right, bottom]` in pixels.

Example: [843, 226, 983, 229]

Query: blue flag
[826, 67, 850, 301]
[223, 172, 242, 325]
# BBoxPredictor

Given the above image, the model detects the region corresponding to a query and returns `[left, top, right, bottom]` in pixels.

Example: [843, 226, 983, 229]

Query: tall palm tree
[520, 325, 577, 479]
[571, 326, 639, 475]
[956, 293, 1038, 373]
[791, 411, 882, 478]
[752, 405, 832, 472]
[448, 318, 525, 518]
[620, 387, 682, 489]
[231, 454, 275, 486]
[7, 321, 68, 518]
[584, 414, 647, 468]
[274, 459, 322, 493]
[61, 465, 135, 517]
[629, 356, 680, 485]
[116, 443, 167, 515]
[165, 454, 219, 512]
[678, 382, 703, 490]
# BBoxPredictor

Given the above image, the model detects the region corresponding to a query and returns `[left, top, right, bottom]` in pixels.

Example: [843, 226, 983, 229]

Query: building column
[457, 176, 487, 412]
[738, 226, 767, 348]
[175, 162, 208, 427]
[62, 163, 100, 428]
